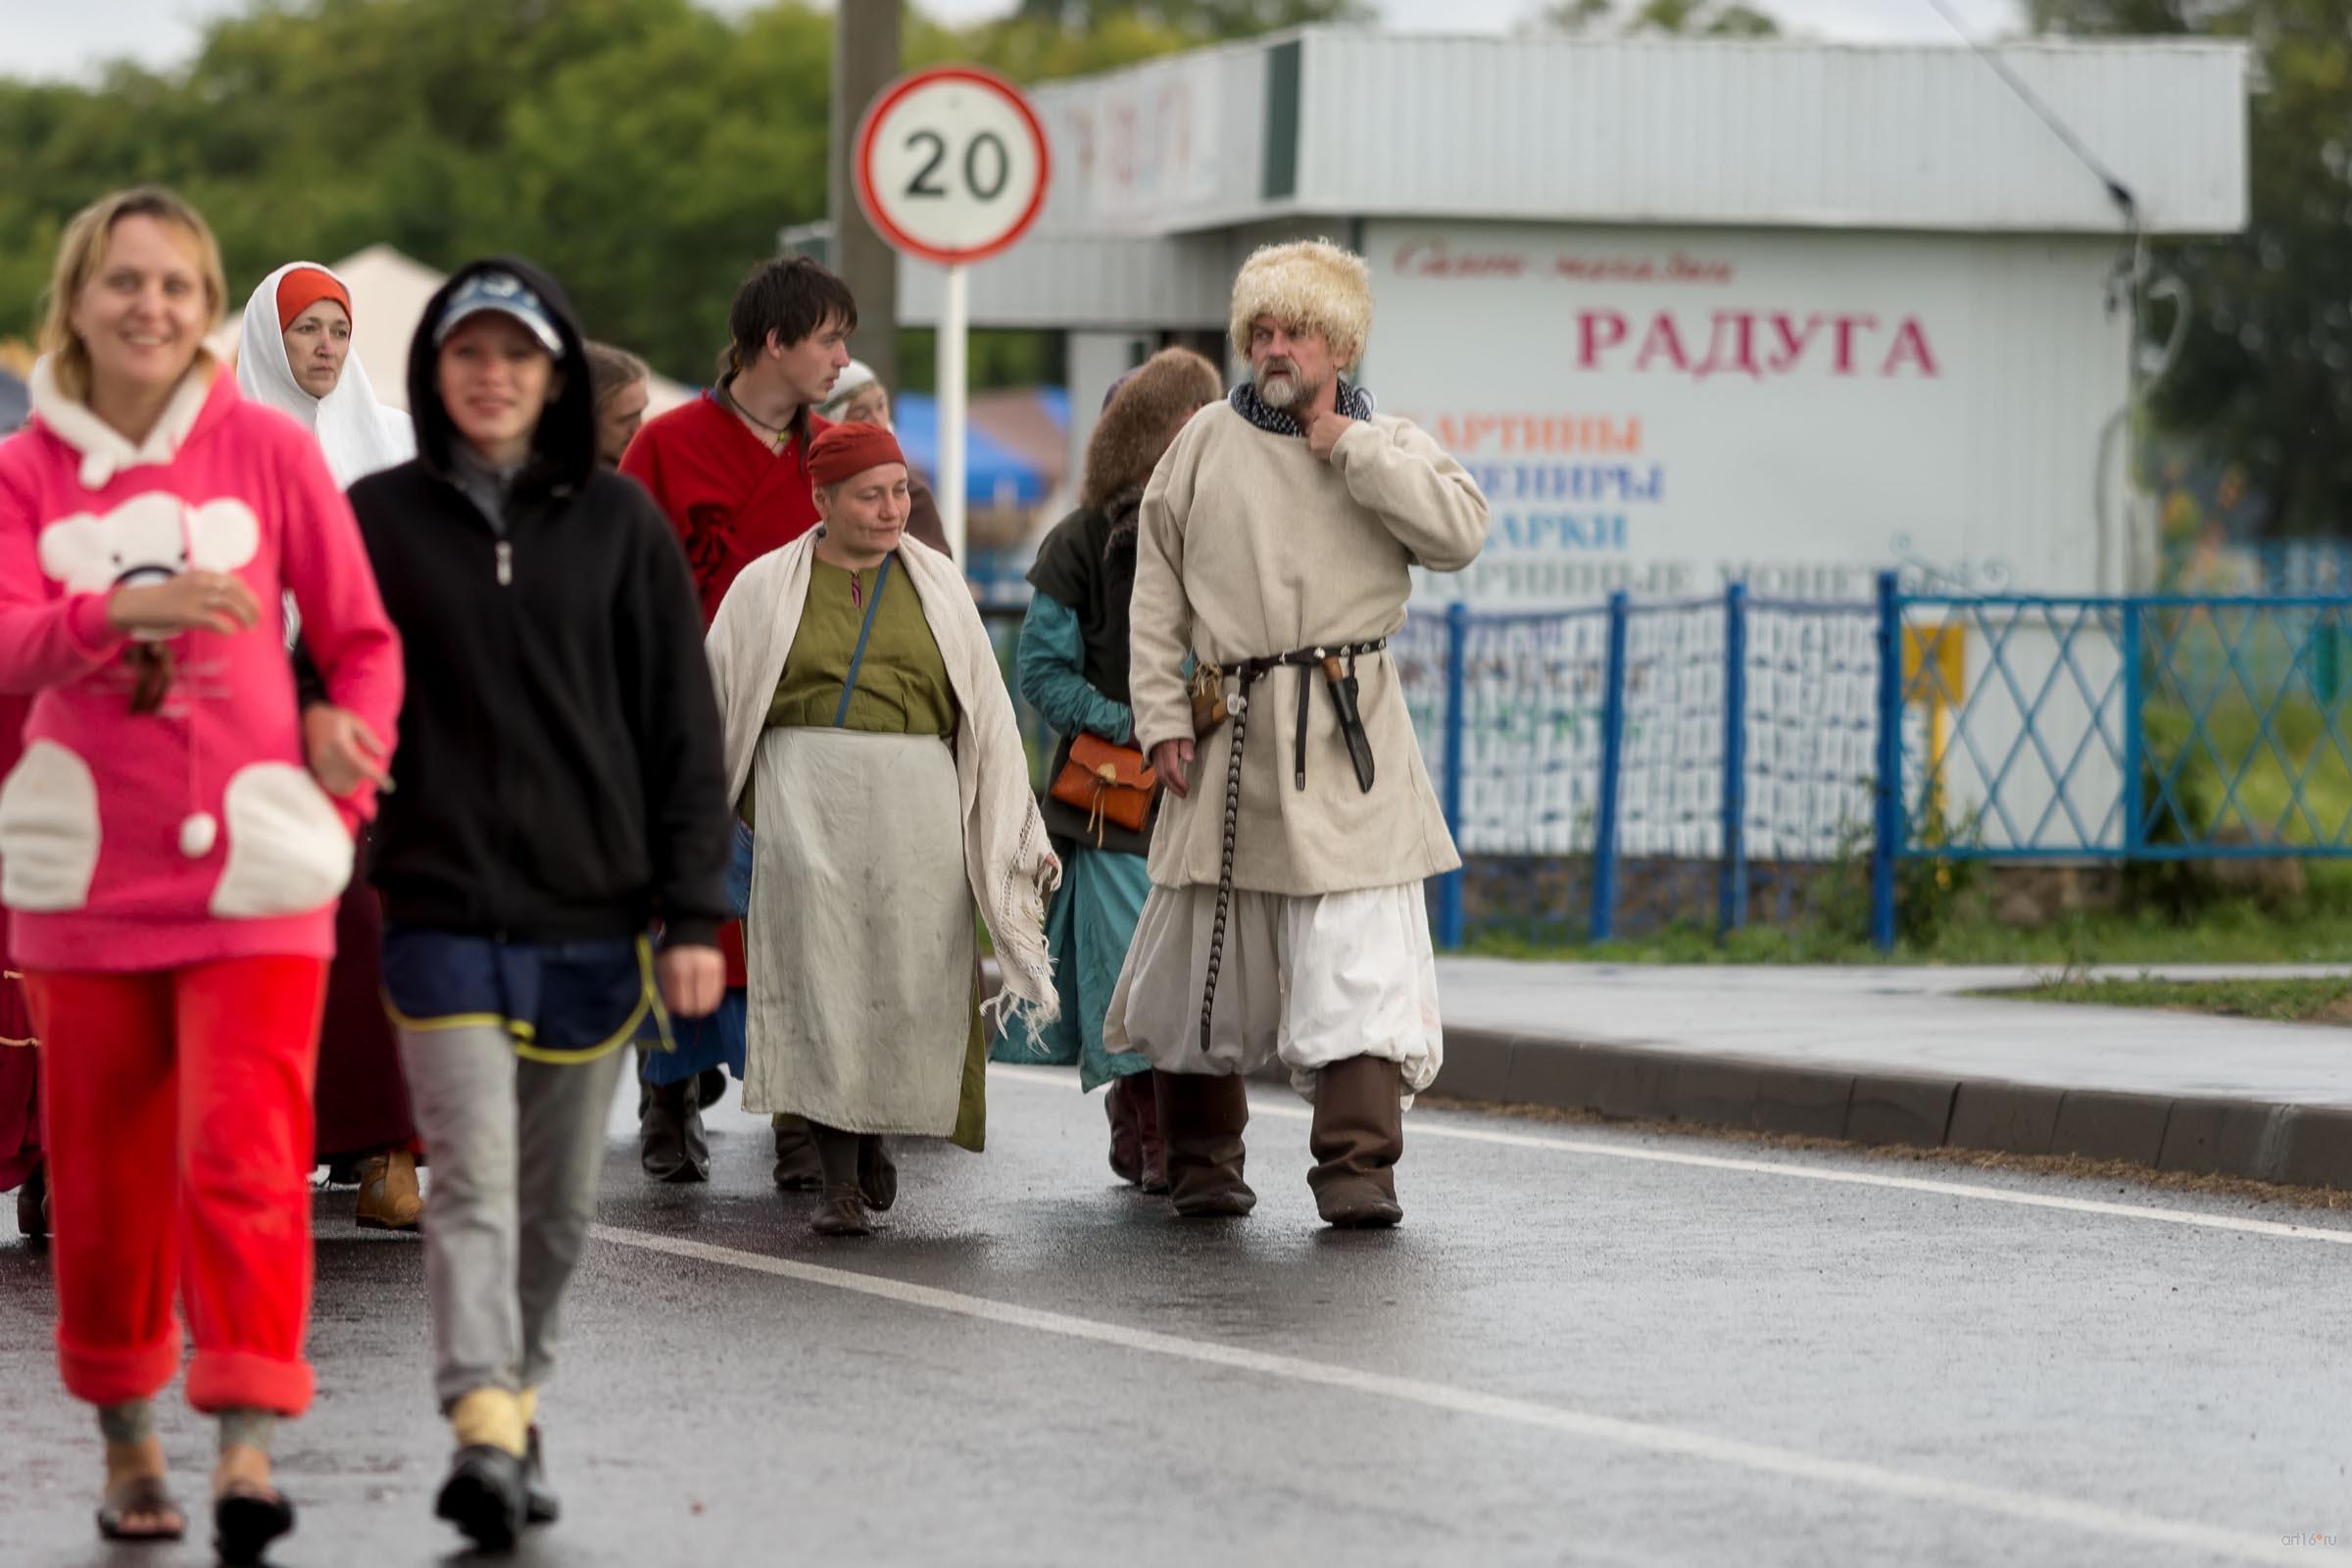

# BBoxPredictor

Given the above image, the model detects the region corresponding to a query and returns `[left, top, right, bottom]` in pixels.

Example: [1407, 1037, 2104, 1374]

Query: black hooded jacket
[345, 257, 730, 948]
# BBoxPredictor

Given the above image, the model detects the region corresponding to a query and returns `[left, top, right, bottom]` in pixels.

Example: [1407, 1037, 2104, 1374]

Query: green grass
[1463, 893, 2352, 968]
[1979, 975, 2352, 1023]
[2144, 694, 2352, 844]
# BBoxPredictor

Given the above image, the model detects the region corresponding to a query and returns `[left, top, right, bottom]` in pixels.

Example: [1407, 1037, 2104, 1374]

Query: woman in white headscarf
[239, 261, 422, 1234]
[236, 262, 413, 488]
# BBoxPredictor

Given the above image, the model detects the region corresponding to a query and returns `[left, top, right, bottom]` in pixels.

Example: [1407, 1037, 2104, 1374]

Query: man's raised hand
[1305, 409, 1355, 462]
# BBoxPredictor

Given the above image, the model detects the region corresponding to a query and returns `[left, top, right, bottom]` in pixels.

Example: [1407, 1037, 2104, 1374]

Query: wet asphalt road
[4, 1064, 2348, 1567]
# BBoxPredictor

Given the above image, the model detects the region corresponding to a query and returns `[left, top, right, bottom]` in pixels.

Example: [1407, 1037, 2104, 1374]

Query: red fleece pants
[28, 956, 328, 1414]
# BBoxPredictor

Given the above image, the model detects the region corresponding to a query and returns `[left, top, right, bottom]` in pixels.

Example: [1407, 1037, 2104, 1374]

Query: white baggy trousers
[1102, 881, 1443, 1101]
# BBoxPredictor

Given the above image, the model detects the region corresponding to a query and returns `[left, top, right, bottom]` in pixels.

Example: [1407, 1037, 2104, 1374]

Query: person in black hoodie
[342, 258, 728, 1551]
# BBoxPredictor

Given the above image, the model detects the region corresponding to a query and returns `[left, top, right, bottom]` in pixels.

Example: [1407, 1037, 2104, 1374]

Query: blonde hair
[1228, 238, 1372, 370]
[38, 186, 226, 403]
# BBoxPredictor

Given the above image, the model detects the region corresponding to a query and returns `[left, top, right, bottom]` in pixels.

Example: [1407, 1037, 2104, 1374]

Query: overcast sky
[6, 0, 2028, 82]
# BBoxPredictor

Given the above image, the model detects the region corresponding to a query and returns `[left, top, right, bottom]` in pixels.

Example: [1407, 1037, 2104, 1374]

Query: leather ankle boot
[1131, 1074, 1169, 1195]
[1153, 1070, 1254, 1217]
[640, 1079, 710, 1184]
[770, 1113, 824, 1192]
[808, 1123, 873, 1236]
[1307, 1056, 1405, 1229]
[1104, 1075, 1146, 1186]
[856, 1135, 897, 1212]
[356, 1150, 423, 1231]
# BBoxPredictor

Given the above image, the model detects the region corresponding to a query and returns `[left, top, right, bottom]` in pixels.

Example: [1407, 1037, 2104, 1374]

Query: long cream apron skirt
[742, 726, 975, 1134]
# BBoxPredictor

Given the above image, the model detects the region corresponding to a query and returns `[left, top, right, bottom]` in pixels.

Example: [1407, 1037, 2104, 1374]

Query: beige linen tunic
[1128, 402, 1490, 896]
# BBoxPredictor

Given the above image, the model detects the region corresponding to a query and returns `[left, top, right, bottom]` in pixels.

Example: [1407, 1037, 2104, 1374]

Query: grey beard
[1255, 368, 1321, 411]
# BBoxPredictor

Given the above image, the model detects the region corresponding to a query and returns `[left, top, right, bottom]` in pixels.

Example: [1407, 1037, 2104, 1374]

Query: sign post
[854, 66, 1050, 567]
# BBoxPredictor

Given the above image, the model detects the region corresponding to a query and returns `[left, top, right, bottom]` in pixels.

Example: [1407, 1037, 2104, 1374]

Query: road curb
[979, 963, 2347, 1188]
[1428, 1027, 2352, 1189]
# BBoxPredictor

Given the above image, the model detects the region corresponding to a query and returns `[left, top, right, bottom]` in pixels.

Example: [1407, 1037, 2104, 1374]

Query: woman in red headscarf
[237, 261, 423, 1230]
[705, 422, 1059, 1240]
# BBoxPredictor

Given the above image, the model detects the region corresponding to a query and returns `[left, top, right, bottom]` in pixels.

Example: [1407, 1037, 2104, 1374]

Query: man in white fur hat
[1103, 238, 1490, 1228]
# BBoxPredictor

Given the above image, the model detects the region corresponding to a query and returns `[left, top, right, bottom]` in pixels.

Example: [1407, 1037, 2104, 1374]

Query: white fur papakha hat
[1228, 238, 1372, 369]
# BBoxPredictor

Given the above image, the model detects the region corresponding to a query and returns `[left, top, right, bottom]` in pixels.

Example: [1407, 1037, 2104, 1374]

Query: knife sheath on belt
[1321, 656, 1376, 793]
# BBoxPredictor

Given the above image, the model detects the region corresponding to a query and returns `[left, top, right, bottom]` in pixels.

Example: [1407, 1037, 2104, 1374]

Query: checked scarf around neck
[1228, 375, 1374, 437]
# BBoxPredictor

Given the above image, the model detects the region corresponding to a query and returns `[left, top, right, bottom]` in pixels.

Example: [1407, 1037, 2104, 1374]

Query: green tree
[0, 0, 1281, 391]
[1536, 0, 1780, 36]
[2030, 0, 2352, 537]
[1012, 1, 1371, 33]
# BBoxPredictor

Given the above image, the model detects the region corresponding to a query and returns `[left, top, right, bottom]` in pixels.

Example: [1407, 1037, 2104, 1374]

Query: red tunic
[621, 394, 834, 986]
[619, 394, 832, 626]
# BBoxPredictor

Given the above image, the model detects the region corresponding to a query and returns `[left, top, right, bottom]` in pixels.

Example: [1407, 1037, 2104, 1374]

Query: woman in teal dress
[1004, 349, 1224, 1191]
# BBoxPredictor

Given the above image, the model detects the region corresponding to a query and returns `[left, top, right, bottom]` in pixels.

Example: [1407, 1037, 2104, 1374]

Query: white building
[897, 28, 2249, 604]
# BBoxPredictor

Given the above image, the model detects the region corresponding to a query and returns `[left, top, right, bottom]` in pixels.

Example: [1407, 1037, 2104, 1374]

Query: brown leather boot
[1129, 1073, 1169, 1195]
[856, 1135, 897, 1212]
[639, 1080, 709, 1184]
[771, 1114, 824, 1192]
[1307, 1056, 1405, 1229]
[808, 1123, 872, 1237]
[1104, 1075, 1145, 1186]
[1153, 1070, 1253, 1218]
[356, 1150, 424, 1231]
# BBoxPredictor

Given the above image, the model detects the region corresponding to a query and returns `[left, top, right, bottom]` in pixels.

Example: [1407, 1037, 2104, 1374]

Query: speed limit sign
[854, 66, 1051, 268]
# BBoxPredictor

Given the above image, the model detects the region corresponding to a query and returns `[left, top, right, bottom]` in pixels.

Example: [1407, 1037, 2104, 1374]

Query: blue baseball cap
[435, 270, 565, 359]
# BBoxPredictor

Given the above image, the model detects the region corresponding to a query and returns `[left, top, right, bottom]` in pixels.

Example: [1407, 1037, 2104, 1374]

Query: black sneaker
[436, 1446, 526, 1552]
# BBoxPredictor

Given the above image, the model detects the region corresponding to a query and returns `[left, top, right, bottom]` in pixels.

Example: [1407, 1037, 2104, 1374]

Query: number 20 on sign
[855, 66, 1050, 268]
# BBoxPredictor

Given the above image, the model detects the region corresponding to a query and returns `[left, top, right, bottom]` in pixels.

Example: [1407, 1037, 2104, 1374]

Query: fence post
[1871, 570, 1901, 953]
[2315, 611, 2340, 708]
[1437, 600, 1469, 949]
[2121, 599, 2145, 855]
[1718, 581, 1748, 938]
[1591, 591, 1631, 945]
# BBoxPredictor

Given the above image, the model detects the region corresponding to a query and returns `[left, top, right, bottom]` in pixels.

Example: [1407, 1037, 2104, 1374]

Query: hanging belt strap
[831, 554, 896, 729]
[1194, 635, 1386, 1054]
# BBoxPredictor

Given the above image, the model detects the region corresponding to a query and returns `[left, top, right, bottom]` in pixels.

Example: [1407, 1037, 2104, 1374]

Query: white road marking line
[988, 1065, 2352, 1247]
[592, 1223, 2300, 1565]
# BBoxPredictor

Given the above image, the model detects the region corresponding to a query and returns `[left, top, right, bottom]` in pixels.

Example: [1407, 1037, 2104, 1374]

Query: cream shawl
[708, 531, 1060, 1039]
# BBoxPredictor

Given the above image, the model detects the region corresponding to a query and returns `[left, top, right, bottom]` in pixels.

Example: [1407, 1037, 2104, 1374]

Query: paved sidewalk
[1428, 959, 2352, 1188]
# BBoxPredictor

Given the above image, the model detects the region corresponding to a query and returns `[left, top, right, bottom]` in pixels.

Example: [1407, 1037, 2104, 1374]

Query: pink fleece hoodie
[0, 356, 403, 972]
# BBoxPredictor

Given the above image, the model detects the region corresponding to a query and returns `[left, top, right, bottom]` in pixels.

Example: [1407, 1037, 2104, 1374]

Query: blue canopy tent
[890, 390, 1062, 511]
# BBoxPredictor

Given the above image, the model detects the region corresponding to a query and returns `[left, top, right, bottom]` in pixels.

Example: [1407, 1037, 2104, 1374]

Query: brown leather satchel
[1050, 733, 1159, 844]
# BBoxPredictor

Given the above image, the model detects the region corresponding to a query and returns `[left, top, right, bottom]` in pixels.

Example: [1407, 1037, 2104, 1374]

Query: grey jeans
[398, 1026, 625, 1411]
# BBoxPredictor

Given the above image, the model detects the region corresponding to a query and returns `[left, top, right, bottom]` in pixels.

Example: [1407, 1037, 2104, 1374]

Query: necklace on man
[733, 399, 790, 450]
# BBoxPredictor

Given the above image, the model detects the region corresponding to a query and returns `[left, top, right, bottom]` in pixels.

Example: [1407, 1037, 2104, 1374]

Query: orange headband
[275, 267, 351, 332]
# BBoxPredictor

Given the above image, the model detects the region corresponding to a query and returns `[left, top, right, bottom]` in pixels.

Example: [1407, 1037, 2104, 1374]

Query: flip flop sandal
[95, 1473, 186, 1542]
[214, 1482, 296, 1566]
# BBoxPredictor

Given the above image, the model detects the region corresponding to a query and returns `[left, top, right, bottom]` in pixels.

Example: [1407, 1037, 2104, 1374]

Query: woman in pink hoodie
[0, 187, 402, 1564]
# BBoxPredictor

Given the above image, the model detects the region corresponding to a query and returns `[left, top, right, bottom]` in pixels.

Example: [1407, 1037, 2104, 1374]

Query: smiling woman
[2, 184, 405, 1564]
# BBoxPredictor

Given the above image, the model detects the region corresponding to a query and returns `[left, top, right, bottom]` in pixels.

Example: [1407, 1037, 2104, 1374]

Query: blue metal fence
[986, 571, 2352, 953]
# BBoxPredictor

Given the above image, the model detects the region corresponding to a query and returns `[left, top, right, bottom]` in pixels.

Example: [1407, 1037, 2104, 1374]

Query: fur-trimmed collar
[29, 353, 221, 491]
[1100, 481, 1148, 560]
